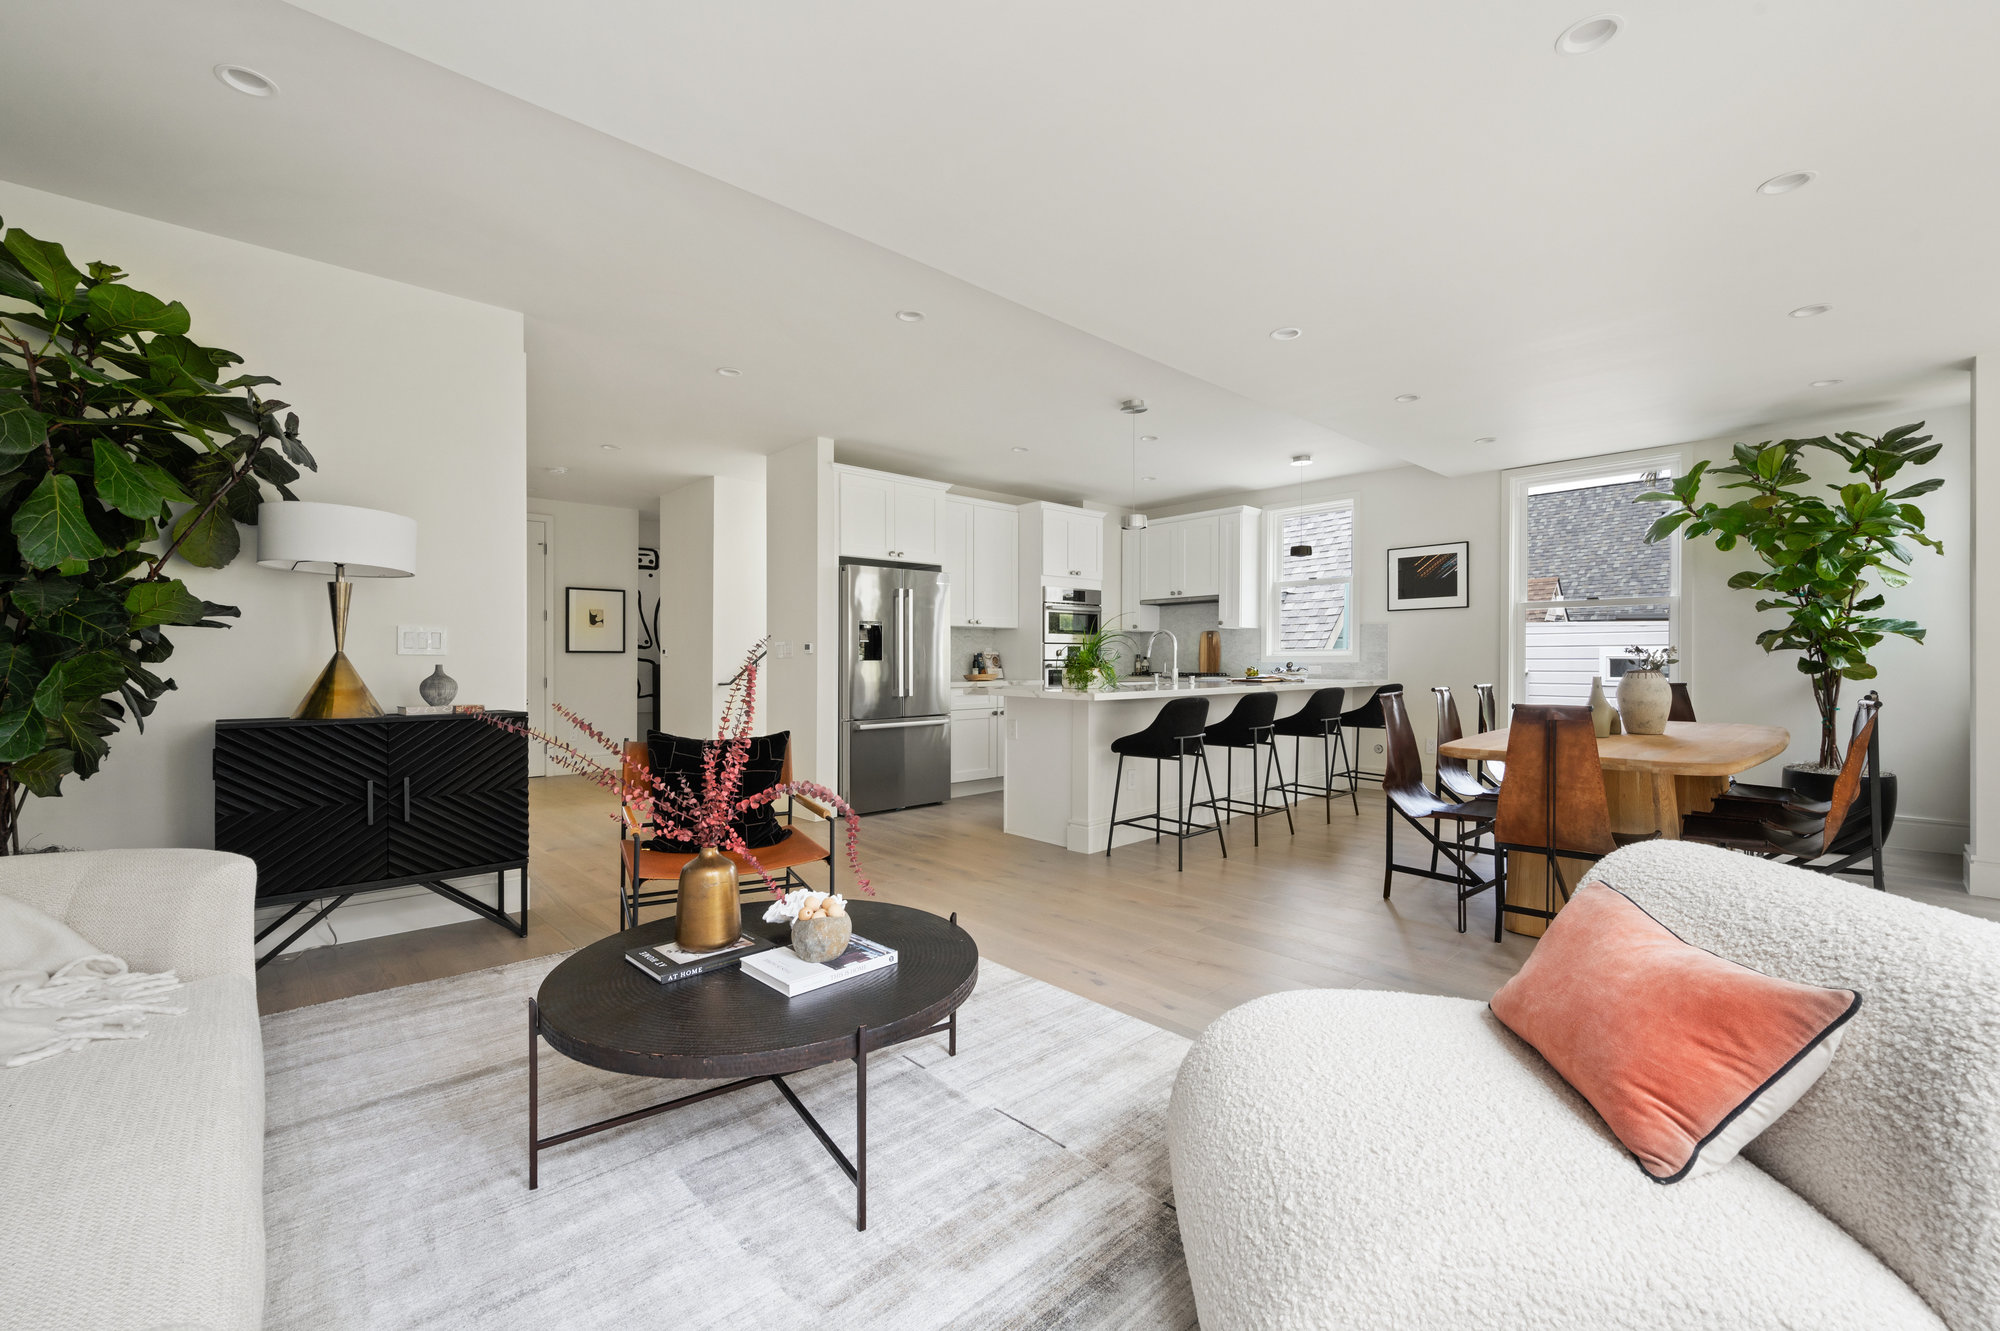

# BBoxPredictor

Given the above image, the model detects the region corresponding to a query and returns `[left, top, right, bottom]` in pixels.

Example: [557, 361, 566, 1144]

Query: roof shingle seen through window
[1278, 505, 1352, 650]
[1526, 479, 1673, 622]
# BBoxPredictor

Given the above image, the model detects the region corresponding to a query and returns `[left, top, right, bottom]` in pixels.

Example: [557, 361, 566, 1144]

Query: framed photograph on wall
[1387, 541, 1469, 611]
[566, 586, 627, 652]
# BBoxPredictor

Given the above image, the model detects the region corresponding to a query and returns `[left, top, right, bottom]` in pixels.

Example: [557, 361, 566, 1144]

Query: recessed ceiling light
[1270, 327, 1303, 341]
[1788, 304, 1831, 319]
[544, 466, 568, 475]
[1555, 14, 1623, 55]
[1139, 435, 1157, 442]
[214, 64, 279, 97]
[1011, 446, 1029, 453]
[895, 310, 925, 322]
[716, 366, 742, 376]
[1290, 454, 1314, 467]
[1473, 437, 1497, 445]
[1809, 379, 1842, 388]
[1141, 476, 1158, 482]
[1394, 394, 1420, 403]
[1758, 170, 1816, 196]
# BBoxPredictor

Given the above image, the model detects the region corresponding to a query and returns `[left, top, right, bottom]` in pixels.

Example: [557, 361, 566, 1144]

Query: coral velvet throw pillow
[1489, 881, 1859, 1183]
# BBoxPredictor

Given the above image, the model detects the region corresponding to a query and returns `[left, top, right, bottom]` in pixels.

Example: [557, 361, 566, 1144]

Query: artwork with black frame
[566, 586, 627, 653]
[1387, 541, 1469, 611]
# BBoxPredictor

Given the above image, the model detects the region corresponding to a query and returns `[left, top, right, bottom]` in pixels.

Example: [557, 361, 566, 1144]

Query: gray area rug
[262, 955, 1197, 1329]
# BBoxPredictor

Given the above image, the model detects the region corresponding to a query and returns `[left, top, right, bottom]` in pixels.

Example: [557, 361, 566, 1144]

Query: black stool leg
[1154, 757, 1162, 843]
[1175, 752, 1186, 872]
[1268, 734, 1294, 836]
[1106, 753, 1125, 857]
[1200, 750, 1227, 859]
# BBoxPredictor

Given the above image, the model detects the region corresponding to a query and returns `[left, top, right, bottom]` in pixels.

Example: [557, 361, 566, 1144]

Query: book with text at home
[624, 934, 775, 984]
[739, 935, 899, 997]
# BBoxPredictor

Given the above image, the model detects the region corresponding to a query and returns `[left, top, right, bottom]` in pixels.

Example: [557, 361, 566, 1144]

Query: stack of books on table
[741, 936, 898, 997]
[624, 935, 775, 984]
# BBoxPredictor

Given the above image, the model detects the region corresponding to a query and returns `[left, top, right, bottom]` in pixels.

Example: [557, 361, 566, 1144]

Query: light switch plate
[398, 625, 449, 655]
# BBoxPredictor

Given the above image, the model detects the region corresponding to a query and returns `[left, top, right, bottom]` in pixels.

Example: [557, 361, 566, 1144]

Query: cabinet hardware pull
[365, 779, 376, 826]
[403, 776, 412, 822]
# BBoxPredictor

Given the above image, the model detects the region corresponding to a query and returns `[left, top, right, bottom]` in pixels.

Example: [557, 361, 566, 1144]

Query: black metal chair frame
[1274, 719, 1360, 820]
[1384, 800, 1495, 934]
[1330, 685, 1399, 791]
[1703, 708, 1888, 893]
[1196, 721, 1296, 848]
[621, 799, 829, 930]
[1107, 735, 1229, 872]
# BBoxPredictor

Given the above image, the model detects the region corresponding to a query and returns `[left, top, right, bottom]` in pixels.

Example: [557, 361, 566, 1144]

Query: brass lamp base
[293, 650, 384, 719]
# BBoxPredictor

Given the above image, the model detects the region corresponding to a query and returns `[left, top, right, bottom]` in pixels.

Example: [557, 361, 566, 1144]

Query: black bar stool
[1106, 696, 1228, 872]
[1194, 692, 1294, 847]
[1330, 682, 1401, 790]
[1271, 687, 1357, 821]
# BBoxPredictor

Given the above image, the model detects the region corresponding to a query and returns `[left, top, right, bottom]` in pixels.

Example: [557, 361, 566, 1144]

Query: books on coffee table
[624, 934, 775, 984]
[740, 935, 899, 997]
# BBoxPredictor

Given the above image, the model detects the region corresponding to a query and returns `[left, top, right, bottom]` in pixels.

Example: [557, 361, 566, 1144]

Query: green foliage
[0, 218, 315, 835]
[1638, 423, 1941, 767]
[1062, 620, 1132, 691]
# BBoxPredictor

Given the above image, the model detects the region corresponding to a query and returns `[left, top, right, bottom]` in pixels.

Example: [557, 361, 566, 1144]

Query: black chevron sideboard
[214, 712, 531, 967]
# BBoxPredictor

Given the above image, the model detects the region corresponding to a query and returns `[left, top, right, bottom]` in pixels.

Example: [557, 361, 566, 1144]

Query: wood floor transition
[255, 775, 1992, 1038]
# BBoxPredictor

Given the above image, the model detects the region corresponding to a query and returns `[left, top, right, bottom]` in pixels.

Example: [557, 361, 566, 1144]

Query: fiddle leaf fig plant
[1638, 422, 1941, 769]
[0, 219, 317, 850]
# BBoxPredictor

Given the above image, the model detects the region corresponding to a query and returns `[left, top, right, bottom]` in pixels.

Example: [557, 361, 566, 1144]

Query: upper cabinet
[942, 497, 1019, 627]
[834, 464, 950, 563]
[1135, 506, 1262, 628]
[1030, 503, 1104, 582]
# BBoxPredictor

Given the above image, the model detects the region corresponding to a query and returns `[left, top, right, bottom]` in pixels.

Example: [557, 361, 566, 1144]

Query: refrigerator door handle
[853, 716, 950, 730]
[899, 586, 912, 698]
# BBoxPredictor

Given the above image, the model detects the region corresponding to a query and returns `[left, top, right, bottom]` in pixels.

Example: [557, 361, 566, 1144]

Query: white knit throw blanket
[0, 894, 184, 1068]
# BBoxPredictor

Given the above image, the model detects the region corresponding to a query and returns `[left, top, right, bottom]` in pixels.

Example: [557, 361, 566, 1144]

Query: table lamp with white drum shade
[256, 501, 417, 718]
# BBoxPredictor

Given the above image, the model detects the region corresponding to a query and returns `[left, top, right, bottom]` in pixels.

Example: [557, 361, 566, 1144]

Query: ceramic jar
[791, 913, 853, 963]
[419, 664, 458, 706]
[1616, 670, 1672, 736]
[1588, 677, 1615, 738]
[674, 846, 740, 951]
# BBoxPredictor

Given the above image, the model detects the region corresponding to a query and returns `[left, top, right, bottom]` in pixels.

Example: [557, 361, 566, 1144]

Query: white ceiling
[3, 1, 1987, 512]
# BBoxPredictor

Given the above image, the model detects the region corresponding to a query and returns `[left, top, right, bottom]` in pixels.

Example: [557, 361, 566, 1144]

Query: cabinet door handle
[403, 776, 412, 822]
[366, 779, 376, 826]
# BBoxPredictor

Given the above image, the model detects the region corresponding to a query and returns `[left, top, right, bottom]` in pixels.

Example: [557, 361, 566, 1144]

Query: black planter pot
[1783, 765, 1896, 854]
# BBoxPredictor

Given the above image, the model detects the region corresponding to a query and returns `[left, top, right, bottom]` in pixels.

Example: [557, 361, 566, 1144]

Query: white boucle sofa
[1168, 841, 2000, 1331]
[0, 850, 264, 1331]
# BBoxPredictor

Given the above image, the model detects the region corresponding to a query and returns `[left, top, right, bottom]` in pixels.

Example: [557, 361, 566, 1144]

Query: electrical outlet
[802, 642, 814, 654]
[397, 625, 448, 655]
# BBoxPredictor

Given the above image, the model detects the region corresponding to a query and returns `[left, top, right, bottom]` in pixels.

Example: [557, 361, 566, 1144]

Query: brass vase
[675, 847, 740, 951]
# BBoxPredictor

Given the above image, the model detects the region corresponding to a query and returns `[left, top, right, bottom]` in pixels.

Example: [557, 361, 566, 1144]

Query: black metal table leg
[855, 1024, 869, 1232]
[528, 997, 540, 1190]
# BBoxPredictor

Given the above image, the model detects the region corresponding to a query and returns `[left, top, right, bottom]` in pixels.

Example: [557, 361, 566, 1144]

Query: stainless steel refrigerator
[839, 560, 952, 814]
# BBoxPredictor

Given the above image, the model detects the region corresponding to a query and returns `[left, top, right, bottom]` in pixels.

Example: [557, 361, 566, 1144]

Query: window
[1504, 454, 1684, 706]
[1265, 500, 1354, 657]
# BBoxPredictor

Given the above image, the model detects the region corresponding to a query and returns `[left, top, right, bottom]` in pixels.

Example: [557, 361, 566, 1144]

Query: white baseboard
[1967, 852, 2000, 899]
[951, 778, 1005, 798]
[1888, 815, 1971, 856]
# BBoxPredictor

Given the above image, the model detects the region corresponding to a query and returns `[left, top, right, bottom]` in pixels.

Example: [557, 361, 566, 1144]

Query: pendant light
[1120, 398, 1149, 529]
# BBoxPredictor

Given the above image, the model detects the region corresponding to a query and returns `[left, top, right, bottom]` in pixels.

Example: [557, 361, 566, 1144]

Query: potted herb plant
[1639, 423, 1942, 842]
[1062, 621, 1131, 692]
[0, 220, 315, 852]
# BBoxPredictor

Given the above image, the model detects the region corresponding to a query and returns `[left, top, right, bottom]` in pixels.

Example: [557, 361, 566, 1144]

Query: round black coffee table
[528, 901, 977, 1230]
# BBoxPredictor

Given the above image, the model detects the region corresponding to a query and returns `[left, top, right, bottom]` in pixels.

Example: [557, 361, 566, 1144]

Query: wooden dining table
[1437, 721, 1789, 937]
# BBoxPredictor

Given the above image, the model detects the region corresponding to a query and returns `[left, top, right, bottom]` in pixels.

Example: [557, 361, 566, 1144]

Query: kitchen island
[996, 680, 1383, 853]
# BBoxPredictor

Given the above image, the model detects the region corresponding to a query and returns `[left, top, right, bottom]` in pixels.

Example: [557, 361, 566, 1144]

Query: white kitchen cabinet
[1136, 507, 1261, 627]
[950, 694, 1007, 784]
[834, 464, 949, 562]
[943, 496, 1019, 627]
[1027, 503, 1104, 582]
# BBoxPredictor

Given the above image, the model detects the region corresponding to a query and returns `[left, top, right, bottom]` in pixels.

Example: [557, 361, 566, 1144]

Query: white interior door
[526, 517, 551, 777]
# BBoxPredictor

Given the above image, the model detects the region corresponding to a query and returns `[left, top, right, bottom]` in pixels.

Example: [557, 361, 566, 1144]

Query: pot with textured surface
[1616, 671, 1671, 736]
[675, 847, 740, 951]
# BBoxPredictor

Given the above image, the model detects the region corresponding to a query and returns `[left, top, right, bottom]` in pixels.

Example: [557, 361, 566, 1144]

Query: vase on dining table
[1588, 677, 1615, 738]
[1616, 669, 1671, 736]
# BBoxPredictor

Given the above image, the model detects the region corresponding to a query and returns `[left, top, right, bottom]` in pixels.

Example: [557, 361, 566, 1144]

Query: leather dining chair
[1429, 686, 1498, 876]
[1488, 704, 1653, 941]
[1471, 683, 1504, 785]
[1379, 689, 1496, 934]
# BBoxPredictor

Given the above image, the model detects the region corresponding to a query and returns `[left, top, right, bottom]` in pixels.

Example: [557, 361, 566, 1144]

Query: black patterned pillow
[645, 730, 790, 852]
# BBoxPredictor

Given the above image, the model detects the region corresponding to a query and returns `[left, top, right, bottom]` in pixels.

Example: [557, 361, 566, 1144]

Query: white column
[1970, 358, 2000, 896]
[656, 467, 770, 739]
[765, 438, 840, 789]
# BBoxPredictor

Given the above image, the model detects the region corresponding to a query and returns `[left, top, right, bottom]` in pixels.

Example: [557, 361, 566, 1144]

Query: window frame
[1263, 497, 1358, 660]
[1502, 448, 1689, 711]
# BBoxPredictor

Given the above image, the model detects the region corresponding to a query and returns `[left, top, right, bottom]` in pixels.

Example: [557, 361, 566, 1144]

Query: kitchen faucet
[1144, 629, 1180, 687]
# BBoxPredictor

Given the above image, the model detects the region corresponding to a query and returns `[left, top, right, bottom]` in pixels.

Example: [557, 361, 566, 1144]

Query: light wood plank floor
[256, 776, 1992, 1038]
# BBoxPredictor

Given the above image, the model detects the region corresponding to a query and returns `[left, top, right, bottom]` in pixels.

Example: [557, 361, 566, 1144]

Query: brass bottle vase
[675, 846, 740, 951]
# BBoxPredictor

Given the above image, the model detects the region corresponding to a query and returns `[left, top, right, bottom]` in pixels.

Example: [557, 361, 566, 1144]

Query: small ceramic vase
[1617, 670, 1672, 736]
[419, 664, 458, 706]
[792, 913, 852, 963]
[1588, 676, 1614, 738]
[675, 846, 740, 951]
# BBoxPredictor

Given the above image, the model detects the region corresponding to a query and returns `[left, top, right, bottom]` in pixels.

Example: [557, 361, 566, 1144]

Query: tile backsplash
[1138, 602, 1387, 680]
[950, 627, 1009, 676]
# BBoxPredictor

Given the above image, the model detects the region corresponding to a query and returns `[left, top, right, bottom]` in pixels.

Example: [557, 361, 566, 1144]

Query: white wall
[529, 498, 639, 747]
[1972, 361, 2000, 894]
[657, 471, 769, 740]
[0, 180, 528, 947]
[766, 438, 839, 787]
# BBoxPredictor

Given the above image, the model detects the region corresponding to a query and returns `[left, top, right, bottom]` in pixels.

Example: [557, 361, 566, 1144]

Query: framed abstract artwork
[566, 586, 627, 652]
[1387, 541, 1469, 611]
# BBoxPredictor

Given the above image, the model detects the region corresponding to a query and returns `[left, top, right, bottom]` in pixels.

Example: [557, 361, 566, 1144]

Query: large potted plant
[1639, 423, 1942, 843]
[0, 220, 314, 851]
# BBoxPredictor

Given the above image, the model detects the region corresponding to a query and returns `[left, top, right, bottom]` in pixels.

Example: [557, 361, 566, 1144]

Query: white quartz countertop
[996, 679, 1383, 702]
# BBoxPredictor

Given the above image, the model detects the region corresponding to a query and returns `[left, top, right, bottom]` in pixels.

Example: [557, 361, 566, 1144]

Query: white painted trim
[526, 511, 558, 776]
[1887, 814, 1972, 856]
[1261, 495, 1358, 660]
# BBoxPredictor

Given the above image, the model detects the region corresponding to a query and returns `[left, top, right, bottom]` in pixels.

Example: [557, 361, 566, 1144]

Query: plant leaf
[8, 577, 78, 620]
[83, 282, 192, 336]
[1, 228, 84, 310]
[166, 502, 240, 567]
[12, 473, 108, 568]
[12, 747, 73, 798]
[0, 392, 49, 461]
[89, 436, 171, 519]
[125, 578, 212, 628]
[0, 706, 43, 763]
